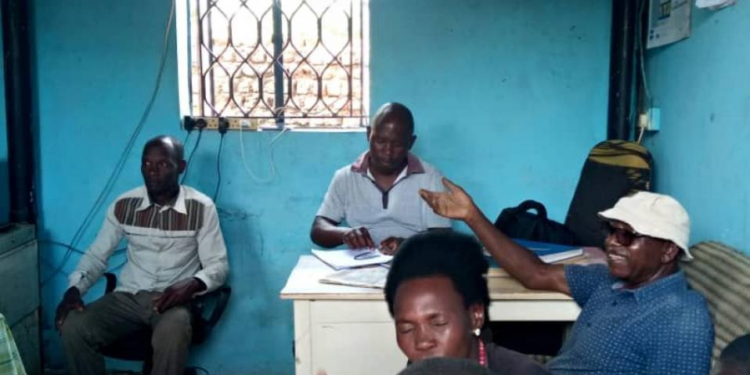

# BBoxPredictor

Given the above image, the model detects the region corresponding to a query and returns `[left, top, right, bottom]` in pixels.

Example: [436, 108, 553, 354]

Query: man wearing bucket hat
[420, 179, 714, 375]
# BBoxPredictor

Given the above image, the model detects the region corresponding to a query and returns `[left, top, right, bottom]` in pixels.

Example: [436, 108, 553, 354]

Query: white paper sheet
[696, 0, 737, 9]
[312, 248, 393, 270]
[320, 266, 389, 289]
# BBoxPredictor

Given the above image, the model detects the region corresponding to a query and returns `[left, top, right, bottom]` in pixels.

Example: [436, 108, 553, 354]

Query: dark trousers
[60, 291, 192, 375]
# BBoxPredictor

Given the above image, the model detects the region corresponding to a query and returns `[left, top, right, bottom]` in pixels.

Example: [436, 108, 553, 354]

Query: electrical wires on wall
[238, 123, 290, 185]
[213, 134, 225, 202]
[182, 125, 204, 184]
[636, 0, 652, 145]
[213, 118, 229, 202]
[40, 240, 127, 285]
[179, 117, 228, 204]
[42, 0, 177, 287]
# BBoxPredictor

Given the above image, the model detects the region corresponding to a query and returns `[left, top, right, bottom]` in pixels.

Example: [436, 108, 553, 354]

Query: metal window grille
[188, 0, 368, 129]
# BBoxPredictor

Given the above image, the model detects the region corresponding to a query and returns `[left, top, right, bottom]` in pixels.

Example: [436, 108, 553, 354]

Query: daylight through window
[187, 0, 369, 129]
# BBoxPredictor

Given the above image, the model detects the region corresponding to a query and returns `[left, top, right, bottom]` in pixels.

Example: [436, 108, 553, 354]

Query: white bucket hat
[598, 191, 692, 260]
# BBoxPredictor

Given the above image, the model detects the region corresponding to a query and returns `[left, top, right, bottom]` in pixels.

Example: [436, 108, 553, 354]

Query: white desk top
[280, 256, 386, 300]
[280, 255, 587, 301]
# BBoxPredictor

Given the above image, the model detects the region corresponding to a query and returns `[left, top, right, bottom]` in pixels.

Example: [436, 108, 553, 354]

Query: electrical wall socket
[638, 108, 661, 132]
[190, 117, 218, 130]
[189, 117, 262, 131]
[648, 108, 661, 131]
[227, 118, 260, 130]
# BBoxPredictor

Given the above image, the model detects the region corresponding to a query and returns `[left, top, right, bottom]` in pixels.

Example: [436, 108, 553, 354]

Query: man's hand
[342, 227, 376, 249]
[419, 178, 478, 222]
[56, 287, 84, 331]
[379, 237, 404, 255]
[152, 278, 206, 314]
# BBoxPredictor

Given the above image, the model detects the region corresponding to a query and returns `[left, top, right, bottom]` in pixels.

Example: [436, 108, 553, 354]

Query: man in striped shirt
[55, 135, 229, 375]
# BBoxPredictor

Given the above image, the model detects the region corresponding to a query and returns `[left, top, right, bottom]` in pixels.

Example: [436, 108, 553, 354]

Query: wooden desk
[280, 255, 586, 375]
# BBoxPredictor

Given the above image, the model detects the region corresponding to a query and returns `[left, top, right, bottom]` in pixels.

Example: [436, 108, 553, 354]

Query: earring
[473, 328, 481, 337]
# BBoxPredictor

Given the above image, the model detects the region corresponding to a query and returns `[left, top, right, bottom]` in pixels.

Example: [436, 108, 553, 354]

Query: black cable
[41, 240, 88, 255]
[69, 0, 175, 250]
[184, 130, 192, 146]
[40, 240, 126, 285]
[43, 0, 177, 287]
[213, 134, 225, 202]
[40, 240, 126, 255]
[182, 129, 204, 184]
[191, 366, 210, 375]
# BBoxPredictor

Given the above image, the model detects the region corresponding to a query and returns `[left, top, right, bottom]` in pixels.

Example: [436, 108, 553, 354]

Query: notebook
[485, 239, 584, 277]
[319, 266, 389, 289]
[311, 248, 393, 270]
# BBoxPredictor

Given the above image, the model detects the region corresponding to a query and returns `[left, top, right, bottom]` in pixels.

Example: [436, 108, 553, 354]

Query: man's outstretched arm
[420, 178, 570, 295]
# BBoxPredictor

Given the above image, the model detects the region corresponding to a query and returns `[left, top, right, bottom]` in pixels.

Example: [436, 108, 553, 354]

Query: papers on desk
[311, 248, 393, 270]
[312, 248, 392, 289]
[319, 266, 389, 289]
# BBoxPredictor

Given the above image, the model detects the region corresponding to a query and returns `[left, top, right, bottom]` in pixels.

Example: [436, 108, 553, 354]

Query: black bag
[494, 200, 580, 246]
[564, 140, 653, 248]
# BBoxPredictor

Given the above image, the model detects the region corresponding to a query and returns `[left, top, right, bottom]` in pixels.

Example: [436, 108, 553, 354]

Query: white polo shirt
[68, 186, 229, 295]
[316, 152, 451, 244]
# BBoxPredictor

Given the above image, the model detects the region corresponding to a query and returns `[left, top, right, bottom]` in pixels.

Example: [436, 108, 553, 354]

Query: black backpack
[494, 200, 580, 246]
[564, 140, 653, 247]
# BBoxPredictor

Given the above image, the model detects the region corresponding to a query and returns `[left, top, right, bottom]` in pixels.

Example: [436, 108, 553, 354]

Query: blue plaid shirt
[547, 264, 714, 375]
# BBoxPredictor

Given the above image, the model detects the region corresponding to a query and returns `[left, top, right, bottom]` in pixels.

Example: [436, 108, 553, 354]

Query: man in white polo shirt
[311, 102, 451, 254]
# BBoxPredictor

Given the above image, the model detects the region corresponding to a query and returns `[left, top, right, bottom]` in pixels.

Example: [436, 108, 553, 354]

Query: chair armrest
[205, 286, 232, 328]
[104, 273, 117, 294]
[191, 286, 231, 345]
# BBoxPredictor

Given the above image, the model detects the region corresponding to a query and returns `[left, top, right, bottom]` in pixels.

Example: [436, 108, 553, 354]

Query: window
[180, 0, 369, 129]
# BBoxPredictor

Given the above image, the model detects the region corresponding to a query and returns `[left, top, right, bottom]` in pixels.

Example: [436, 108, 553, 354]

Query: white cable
[635, 0, 651, 146]
[73, 0, 176, 248]
[638, 0, 652, 106]
[42, 0, 176, 285]
[238, 123, 290, 184]
[636, 122, 646, 144]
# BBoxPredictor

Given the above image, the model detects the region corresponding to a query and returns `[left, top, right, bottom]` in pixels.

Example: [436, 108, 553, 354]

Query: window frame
[176, 0, 370, 131]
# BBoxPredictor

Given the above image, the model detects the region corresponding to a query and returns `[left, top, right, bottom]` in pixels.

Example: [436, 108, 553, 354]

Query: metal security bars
[188, 0, 368, 129]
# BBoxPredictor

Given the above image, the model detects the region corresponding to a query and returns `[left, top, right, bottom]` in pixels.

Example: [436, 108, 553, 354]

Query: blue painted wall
[34, 0, 611, 373]
[371, 0, 610, 220]
[644, 2, 750, 253]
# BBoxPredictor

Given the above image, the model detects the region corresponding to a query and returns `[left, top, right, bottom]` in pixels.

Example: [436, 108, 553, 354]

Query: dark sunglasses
[602, 222, 647, 247]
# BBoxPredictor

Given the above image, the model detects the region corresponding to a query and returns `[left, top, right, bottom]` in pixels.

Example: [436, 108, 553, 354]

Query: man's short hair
[372, 102, 415, 135]
[384, 231, 490, 316]
[143, 135, 185, 161]
[397, 357, 497, 375]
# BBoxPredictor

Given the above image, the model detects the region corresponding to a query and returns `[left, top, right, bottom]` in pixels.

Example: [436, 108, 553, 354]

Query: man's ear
[408, 134, 417, 150]
[468, 303, 486, 332]
[178, 160, 187, 174]
[661, 242, 681, 263]
[366, 126, 372, 142]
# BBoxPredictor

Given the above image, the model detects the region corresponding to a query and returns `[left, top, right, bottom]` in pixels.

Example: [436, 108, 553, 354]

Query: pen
[354, 250, 380, 260]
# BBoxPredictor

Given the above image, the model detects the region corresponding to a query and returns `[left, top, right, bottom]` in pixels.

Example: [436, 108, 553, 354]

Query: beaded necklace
[478, 339, 488, 367]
